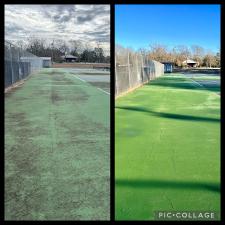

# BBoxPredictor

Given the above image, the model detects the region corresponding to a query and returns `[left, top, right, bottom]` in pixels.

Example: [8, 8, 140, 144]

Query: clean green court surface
[5, 68, 110, 220]
[115, 74, 220, 220]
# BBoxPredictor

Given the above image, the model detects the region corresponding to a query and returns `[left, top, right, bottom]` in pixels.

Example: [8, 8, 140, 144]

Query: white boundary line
[180, 74, 220, 96]
[71, 74, 110, 95]
[188, 77, 205, 88]
[97, 88, 110, 95]
[74, 75, 86, 82]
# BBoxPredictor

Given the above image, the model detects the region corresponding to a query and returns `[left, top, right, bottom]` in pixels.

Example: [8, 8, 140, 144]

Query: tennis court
[65, 68, 110, 94]
[181, 71, 220, 95]
[5, 68, 110, 220]
[115, 73, 220, 220]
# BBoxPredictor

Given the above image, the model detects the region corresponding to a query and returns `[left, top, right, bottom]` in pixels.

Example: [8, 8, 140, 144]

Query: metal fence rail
[5, 41, 43, 88]
[115, 50, 164, 97]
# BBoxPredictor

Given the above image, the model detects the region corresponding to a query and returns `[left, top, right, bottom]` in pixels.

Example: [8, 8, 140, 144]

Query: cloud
[76, 5, 109, 24]
[4, 4, 110, 54]
[77, 15, 94, 23]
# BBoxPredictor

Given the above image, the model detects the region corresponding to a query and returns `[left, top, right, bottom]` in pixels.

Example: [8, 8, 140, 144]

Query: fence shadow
[116, 179, 220, 193]
[115, 106, 220, 123]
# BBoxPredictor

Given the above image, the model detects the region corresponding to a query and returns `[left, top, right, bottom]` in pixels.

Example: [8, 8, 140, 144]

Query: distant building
[161, 62, 173, 73]
[40, 57, 52, 68]
[182, 59, 199, 67]
[61, 55, 78, 62]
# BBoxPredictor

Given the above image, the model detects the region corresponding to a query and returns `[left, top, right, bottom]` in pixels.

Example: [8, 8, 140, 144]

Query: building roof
[183, 59, 197, 64]
[62, 55, 78, 59]
[161, 62, 174, 64]
[40, 57, 51, 60]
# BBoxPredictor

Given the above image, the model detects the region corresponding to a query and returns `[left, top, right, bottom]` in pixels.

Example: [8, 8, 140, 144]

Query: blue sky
[115, 4, 220, 53]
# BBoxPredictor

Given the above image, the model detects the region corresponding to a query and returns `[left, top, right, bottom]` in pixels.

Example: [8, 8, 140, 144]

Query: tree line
[16, 38, 110, 64]
[116, 44, 220, 68]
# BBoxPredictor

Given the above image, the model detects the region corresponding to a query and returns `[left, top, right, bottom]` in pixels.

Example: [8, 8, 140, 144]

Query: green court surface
[115, 74, 220, 220]
[5, 68, 110, 220]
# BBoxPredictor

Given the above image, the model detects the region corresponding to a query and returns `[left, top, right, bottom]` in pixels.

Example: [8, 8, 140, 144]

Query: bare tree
[148, 44, 168, 62]
[191, 45, 205, 67]
[53, 40, 69, 55]
[68, 40, 83, 56]
[172, 45, 191, 67]
[14, 40, 27, 50]
[26, 37, 45, 56]
[203, 51, 217, 68]
[116, 42, 220, 68]
[215, 52, 220, 67]
[137, 48, 149, 61]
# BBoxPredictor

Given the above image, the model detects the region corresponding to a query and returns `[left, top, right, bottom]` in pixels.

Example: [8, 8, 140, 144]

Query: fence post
[9, 43, 14, 85]
[136, 54, 139, 84]
[128, 51, 131, 89]
[18, 47, 21, 80]
[141, 54, 144, 83]
[115, 53, 118, 96]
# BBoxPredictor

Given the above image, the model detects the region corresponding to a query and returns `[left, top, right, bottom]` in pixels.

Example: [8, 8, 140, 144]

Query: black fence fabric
[5, 41, 43, 88]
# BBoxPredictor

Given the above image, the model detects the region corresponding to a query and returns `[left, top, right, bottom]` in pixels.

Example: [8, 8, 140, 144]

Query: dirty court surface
[5, 68, 110, 220]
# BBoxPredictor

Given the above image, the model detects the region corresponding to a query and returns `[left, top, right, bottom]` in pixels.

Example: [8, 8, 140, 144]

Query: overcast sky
[5, 4, 110, 54]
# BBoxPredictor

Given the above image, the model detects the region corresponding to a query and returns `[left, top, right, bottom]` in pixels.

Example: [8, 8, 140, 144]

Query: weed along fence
[5, 41, 43, 89]
[115, 50, 164, 97]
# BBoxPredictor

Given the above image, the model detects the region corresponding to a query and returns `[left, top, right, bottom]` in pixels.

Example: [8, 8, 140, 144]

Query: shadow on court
[116, 179, 220, 193]
[115, 106, 220, 123]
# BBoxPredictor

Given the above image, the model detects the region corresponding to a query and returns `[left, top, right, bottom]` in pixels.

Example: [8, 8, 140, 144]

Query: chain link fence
[115, 50, 164, 97]
[5, 41, 43, 88]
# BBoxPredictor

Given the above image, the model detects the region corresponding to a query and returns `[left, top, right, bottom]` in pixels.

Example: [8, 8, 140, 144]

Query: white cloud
[5, 4, 110, 54]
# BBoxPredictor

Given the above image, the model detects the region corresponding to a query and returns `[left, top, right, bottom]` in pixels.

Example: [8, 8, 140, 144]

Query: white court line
[72, 74, 110, 95]
[189, 78, 205, 88]
[74, 76, 86, 82]
[181, 74, 220, 96]
[189, 78, 220, 96]
[181, 73, 208, 88]
[97, 88, 110, 95]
